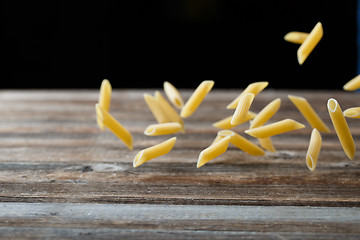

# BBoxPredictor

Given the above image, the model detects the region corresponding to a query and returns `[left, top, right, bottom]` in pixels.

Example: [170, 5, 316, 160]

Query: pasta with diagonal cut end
[163, 81, 184, 109]
[250, 98, 281, 129]
[297, 22, 323, 65]
[327, 98, 356, 160]
[344, 107, 360, 118]
[284, 31, 309, 44]
[288, 95, 330, 133]
[197, 136, 230, 168]
[96, 104, 133, 150]
[231, 93, 255, 125]
[181, 80, 214, 118]
[213, 111, 256, 130]
[227, 82, 268, 109]
[245, 119, 305, 138]
[144, 122, 182, 136]
[306, 128, 322, 171]
[343, 75, 360, 91]
[133, 137, 177, 168]
[97, 79, 112, 130]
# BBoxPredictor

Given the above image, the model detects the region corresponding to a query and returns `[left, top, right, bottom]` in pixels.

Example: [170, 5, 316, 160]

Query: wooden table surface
[0, 89, 359, 239]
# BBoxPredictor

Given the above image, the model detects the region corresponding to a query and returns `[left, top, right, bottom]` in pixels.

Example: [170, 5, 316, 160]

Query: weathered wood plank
[0, 203, 359, 239]
[0, 90, 359, 207]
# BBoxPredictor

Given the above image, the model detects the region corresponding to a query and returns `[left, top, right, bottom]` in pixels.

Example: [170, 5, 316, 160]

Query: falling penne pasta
[231, 93, 255, 125]
[306, 128, 322, 171]
[343, 75, 360, 91]
[96, 104, 133, 150]
[180, 80, 214, 118]
[227, 82, 268, 109]
[97, 79, 112, 130]
[144, 122, 182, 136]
[250, 98, 281, 129]
[258, 137, 276, 152]
[133, 137, 177, 168]
[197, 136, 230, 168]
[288, 95, 330, 133]
[217, 130, 265, 156]
[297, 22, 323, 65]
[144, 93, 170, 123]
[155, 91, 185, 132]
[327, 98, 356, 160]
[163, 81, 184, 109]
[284, 31, 309, 44]
[343, 107, 360, 118]
[213, 111, 256, 129]
[245, 119, 305, 138]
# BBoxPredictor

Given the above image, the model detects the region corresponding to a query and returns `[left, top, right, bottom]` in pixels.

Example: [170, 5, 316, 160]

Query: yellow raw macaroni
[284, 31, 309, 44]
[155, 91, 185, 132]
[213, 111, 256, 129]
[97, 79, 112, 130]
[249, 98, 281, 129]
[217, 130, 265, 156]
[245, 119, 305, 138]
[197, 136, 230, 168]
[144, 122, 182, 136]
[288, 95, 330, 133]
[306, 128, 322, 171]
[227, 82, 268, 109]
[327, 98, 356, 160]
[231, 93, 255, 125]
[343, 107, 360, 118]
[258, 137, 276, 152]
[95, 104, 133, 150]
[343, 75, 360, 91]
[163, 81, 184, 109]
[297, 22, 323, 65]
[133, 137, 177, 168]
[144, 93, 170, 123]
[180, 80, 214, 118]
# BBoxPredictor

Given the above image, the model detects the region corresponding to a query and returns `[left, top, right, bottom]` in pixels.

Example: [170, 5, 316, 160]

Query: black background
[2, 0, 358, 89]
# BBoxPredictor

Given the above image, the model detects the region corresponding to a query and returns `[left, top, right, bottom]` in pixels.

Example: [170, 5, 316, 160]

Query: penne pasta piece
[227, 82, 268, 109]
[180, 80, 214, 118]
[211, 130, 235, 145]
[343, 107, 360, 118]
[258, 137, 276, 152]
[297, 22, 323, 65]
[213, 111, 256, 129]
[95, 104, 133, 150]
[163, 81, 184, 109]
[218, 130, 265, 156]
[231, 93, 255, 125]
[288, 95, 330, 133]
[155, 91, 185, 132]
[250, 98, 281, 129]
[327, 98, 356, 160]
[144, 93, 170, 123]
[144, 122, 182, 136]
[245, 119, 305, 138]
[343, 75, 360, 91]
[197, 136, 230, 168]
[284, 31, 309, 44]
[97, 79, 112, 130]
[306, 128, 322, 171]
[133, 137, 177, 168]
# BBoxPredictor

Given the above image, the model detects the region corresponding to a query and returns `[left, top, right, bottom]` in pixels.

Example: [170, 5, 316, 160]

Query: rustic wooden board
[0, 89, 359, 239]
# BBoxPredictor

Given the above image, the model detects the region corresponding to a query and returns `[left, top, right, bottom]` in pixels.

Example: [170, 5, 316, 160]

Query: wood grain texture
[0, 89, 359, 239]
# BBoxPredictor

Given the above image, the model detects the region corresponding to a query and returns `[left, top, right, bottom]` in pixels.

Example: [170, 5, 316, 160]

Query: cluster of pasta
[95, 21, 360, 171]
